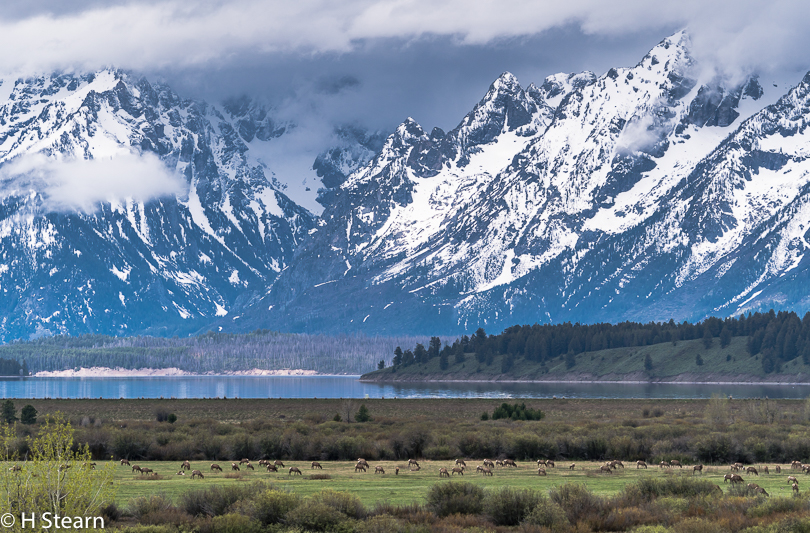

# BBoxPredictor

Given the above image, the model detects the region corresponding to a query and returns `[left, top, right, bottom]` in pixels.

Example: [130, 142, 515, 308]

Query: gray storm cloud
[0, 0, 808, 77]
[0, 152, 188, 213]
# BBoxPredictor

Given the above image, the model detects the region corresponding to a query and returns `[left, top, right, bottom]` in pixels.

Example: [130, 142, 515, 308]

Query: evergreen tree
[702, 327, 713, 349]
[719, 327, 732, 348]
[377, 359, 385, 370]
[501, 353, 514, 373]
[414, 344, 427, 365]
[565, 351, 576, 369]
[22, 359, 28, 377]
[20, 404, 37, 425]
[355, 404, 372, 422]
[428, 337, 442, 359]
[439, 350, 449, 370]
[695, 354, 704, 366]
[392, 347, 403, 367]
[402, 350, 415, 366]
[454, 343, 466, 364]
[1, 400, 16, 424]
[644, 354, 653, 371]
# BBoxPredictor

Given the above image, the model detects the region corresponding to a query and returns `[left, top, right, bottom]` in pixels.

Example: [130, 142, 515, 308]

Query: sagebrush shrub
[426, 481, 485, 517]
[485, 486, 543, 526]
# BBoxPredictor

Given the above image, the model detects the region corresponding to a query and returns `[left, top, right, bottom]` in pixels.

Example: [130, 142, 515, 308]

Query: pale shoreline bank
[34, 367, 322, 377]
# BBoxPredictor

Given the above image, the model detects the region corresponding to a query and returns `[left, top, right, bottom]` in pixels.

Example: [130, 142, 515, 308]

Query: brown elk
[763, 466, 769, 474]
[670, 460, 682, 468]
[211, 464, 223, 472]
[140, 468, 153, 475]
[636, 460, 648, 469]
[612, 461, 625, 468]
[537, 459, 547, 466]
[408, 459, 420, 469]
[289, 467, 302, 476]
[240, 458, 251, 465]
[503, 459, 517, 467]
[483, 459, 495, 468]
[258, 460, 269, 466]
[181, 460, 191, 471]
[245, 464, 254, 470]
[176, 470, 185, 475]
[132, 465, 142, 474]
[537, 468, 547, 476]
[788, 476, 799, 484]
[547, 460, 555, 468]
[747, 467, 759, 476]
[569, 463, 576, 470]
[730, 474, 744, 484]
[266, 464, 278, 472]
[455, 459, 467, 467]
[120, 459, 130, 466]
[439, 468, 450, 478]
[375, 466, 385, 474]
[355, 463, 367, 472]
[495, 459, 504, 467]
[600, 465, 612, 474]
[480, 467, 493, 476]
[231, 463, 240, 471]
[693, 465, 703, 474]
[775, 465, 782, 473]
[659, 461, 669, 469]
[451, 467, 464, 476]
[191, 470, 204, 479]
[792, 460, 803, 470]
[395, 467, 399, 475]
[311, 461, 323, 469]
[9, 465, 21, 472]
[794, 483, 800, 494]
[274, 460, 285, 467]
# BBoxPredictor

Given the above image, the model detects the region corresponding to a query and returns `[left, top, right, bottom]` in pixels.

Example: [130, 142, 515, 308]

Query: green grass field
[112, 458, 799, 508]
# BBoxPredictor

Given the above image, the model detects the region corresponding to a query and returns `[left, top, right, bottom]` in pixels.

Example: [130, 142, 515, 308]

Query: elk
[600, 465, 612, 474]
[211, 464, 223, 472]
[612, 461, 625, 468]
[569, 463, 576, 470]
[537, 468, 547, 476]
[503, 459, 517, 467]
[763, 466, 769, 474]
[245, 464, 254, 470]
[375, 466, 385, 474]
[730, 474, 744, 484]
[132, 465, 142, 474]
[480, 467, 493, 476]
[451, 467, 464, 476]
[483, 459, 495, 468]
[747, 466, 759, 476]
[176, 470, 185, 475]
[181, 460, 191, 471]
[636, 460, 648, 469]
[120, 459, 130, 466]
[776, 465, 782, 474]
[395, 467, 399, 475]
[289, 467, 302, 476]
[455, 459, 467, 467]
[231, 463, 240, 471]
[659, 461, 670, 469]
[439, 468, 450, 478]
[693, 465, 703, 474]
[495, 460, 504, 467]
[788, 476, 799, 484]
[670, 460, 682, 468]
[357, 459, 370, 468]
[9, 465, 21, 472]
[266, 464, 278, 472]
[191, 470, 204, 479]
[140, 468, 153, 475]
[794, 483, 800, 494]
[240, 458, 251, 465]
[755, 486, 769, 496]
[723, 474, 735, 483]
[274, 460, 285, 467]
[792, 461, 803, 470]
[408, 459, 420, 469]
[537, 459, 547, 467]
[311, 461, 323, 469]
[355, 463, 367, 473]
[547, 460, 556, 468]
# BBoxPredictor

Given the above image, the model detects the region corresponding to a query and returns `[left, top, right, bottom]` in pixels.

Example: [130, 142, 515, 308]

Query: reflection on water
[0, 376, 809, 399]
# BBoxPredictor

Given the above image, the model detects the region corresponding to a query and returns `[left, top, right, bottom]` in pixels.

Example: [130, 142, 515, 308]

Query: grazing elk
[9, 465, 21, 472]
[191, 470, 204, 479]
[289, 467, 302, 476]
[181, 460, 191, 471]
[357, 459, 369, 468]
[245, 464, 254, 470]
[723, 474, 734, 483]
[480, 467, 493, 476]
[240, 458, 251, 465]
[730, 474, 744, 484]
[569, 463, 576, 470]
[395, 467, 399, 475]
[693, 465, 703, 474]
[537, 468, 547, 476]
[755, 486, 769, 496]
[274, 460, 285, 468]
[375, 466, 385, 474]
[659, 461, 670, 469]
[636, 460, 648, 469]
[408, 459, 420, 469]
[537, 459, 547, 467]
[354, 463, 367, 473]
[504, 459, 517, 467]
[775, 465, 782, 473]
[670, 460, 682, 468]
[451, 467, 464, 476]
[439, 468, 450, 478]
[311, 462, 323, 469]
[495, 460, 504, 467]
[231, 463, 240, 471]
[792, 461, 803, 470]
[140, 468, 153, 475]
[132, 465, 142, 474]
[794, 483, 800, 494]
[763, 466, 769, 474]
[266, 465, 278, 472]
[483, 459, 495, 468]
[455, 459, 467, 467]
[120, 459, 130, 466]
[211, 464, 223, 472]
[547, 460, 556, 468]
[788, 476, 799, 485]
[747, 466, 759, 476]
[600, 465, 612, 474]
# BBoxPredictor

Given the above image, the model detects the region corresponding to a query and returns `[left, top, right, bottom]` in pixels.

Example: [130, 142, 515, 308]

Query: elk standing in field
[451, 467, 464, 475]
[547, 460, 555, 468]
[792, 461, 802, 470]
[211, 464, 222, 472]
[776, 465, 782, 473]
[730, 474, 744, 484]
[439, 468, 450, 477]
[483, 459, 495, 468]
[181, 460, 191, 471]
[636, 460, 647, 469]
[659, 461, 670, 469]
[311, 461, 322, 469]
[375, 466, 385, 474]
[537, 459, 547, 467]
[600, 465, 612, 474]
[763, 466, 769, 474]
[693, 465, 703, 474]
[274, 460, 285, 468]
[503, 459, 517, 467]
[670, 460, 682, 468]
[455, 459, 466, 467]
[132, 465, 142, 474]
[240, 458, 251, 465]
[289, 467, 302, 476]
[794, 483, 800, 494]
[747, 467, 759, 476]
[569, 463, 576, 470]
[245, 464, 254, 470]
[395, 467, 399, 475]
[191, 470, 204, 479]
[231, 463, 240, 471]
[120, 459, 130, 466]
[266, 464, 278, 472]
[140, 468, 153, 475]
[408, 459, 420, 469]
[355, 463, 367, 473]
[788, 476, 799, 485]
[480, 467, 493, 476]
[9, 465, 21, 472]
[537, 468, 547, 476]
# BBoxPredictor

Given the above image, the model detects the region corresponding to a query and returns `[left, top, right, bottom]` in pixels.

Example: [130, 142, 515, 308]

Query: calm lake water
[0, 376, 809, 399]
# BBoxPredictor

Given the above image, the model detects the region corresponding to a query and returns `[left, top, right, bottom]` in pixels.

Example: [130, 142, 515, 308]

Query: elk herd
[115, 455, 810, 495]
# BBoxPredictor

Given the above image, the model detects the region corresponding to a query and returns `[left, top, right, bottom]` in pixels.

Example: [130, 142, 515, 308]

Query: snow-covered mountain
[252, 31, 810, 334]
[0, 70, 319, 340]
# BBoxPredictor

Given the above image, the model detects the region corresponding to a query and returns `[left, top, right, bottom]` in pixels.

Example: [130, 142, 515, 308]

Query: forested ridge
[0, 330, 429, 374]
[383, 310, 810, 376]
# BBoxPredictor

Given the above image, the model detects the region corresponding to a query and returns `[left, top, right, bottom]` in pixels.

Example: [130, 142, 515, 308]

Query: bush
[524, 499, 570, 532]
[205, 514, 263, 533]
[491, 402, 544, 421]
[426, 481, 485, 517]
[128, 494, 174, 519]
[356, 404, 372, 423]
[285, 501, 346, 531]
[179, 482, 269, 517]
[622, 476, 723, 504]
[250, 489, 300, 525]
[313, 489, 366, 519]
[485, 486, 543, 526]
[20, 405, 37, 425]
[549, 483, 605, 525]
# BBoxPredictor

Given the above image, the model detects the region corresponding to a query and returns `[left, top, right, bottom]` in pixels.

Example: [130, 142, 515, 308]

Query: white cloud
[0, 152, 187, 213]
[1, 1, 809, 78]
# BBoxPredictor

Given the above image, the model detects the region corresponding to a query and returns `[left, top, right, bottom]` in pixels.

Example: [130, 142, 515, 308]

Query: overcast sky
[2, 0, 809, 211]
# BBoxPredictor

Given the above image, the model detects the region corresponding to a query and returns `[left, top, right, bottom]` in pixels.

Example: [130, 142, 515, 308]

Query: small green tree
[377, 359, 385, 370]
[702, 327, 713, 349]
[1, 400, 16, 424]
[696, 354, 704, 366]
[167, 413, 177, 424]
[439, 351, 449, 370]
[355, 404, 372, 423]
[644, 354, 653, 371]
[20, 405, 36, 425]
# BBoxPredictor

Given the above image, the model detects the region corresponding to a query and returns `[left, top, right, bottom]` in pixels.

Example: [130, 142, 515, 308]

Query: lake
[0, 376, 809, 399]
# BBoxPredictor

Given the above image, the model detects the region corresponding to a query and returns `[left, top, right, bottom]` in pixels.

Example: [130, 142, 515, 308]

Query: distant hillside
[361, 337, 810, 383]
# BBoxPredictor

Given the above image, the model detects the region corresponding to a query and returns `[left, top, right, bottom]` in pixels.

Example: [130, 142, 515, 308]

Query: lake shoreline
[359, 373, 810, 386]
[33, 367, 325, 377]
